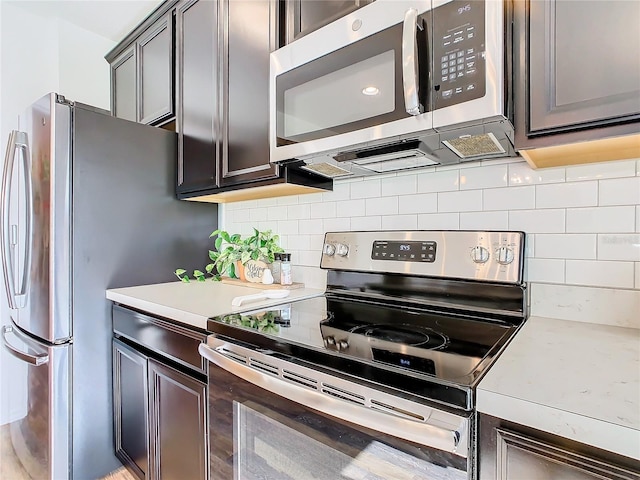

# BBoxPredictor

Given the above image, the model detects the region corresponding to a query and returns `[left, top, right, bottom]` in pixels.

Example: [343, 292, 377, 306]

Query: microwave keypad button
[466, 68, 476, 76]
[451, 65, 457, 72]
[442, 89, 453, 99]
[467, 32, 474, 39]
[457, 58, 464, 65]
[455, 87, 463, 94]
[466, 84, 476, 91]
[454, 36, 464, 44]
[442, 68, 449, 75]
[467, 48, 474, 55]
[457, 72, 465, 78]
[449, 60, 456, 67]
[442, 55, 449, 63]
[442, 62, 448, 69]
[457, 51, 464, 58]
[442, 75, 448, 81]
[449, 53, 456, 60]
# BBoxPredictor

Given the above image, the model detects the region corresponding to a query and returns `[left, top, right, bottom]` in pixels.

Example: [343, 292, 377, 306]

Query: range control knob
[337, 340, 349, 351]
[324, 336, 336, 347]
[323, 243, 336, 256]
[335, 243, 349, 257]
[470, 246, 490, 264]
[495, 246, 515, 265]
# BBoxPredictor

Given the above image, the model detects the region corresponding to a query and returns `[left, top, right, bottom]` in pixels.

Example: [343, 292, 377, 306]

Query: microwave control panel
[432, 0, 486, 109]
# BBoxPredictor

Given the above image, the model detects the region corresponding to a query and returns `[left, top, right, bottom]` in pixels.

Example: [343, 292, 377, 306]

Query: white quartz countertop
[106, 280, 325, 330]
[477, 315, 640, 461]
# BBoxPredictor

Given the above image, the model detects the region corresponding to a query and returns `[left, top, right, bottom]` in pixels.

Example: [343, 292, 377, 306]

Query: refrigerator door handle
[1, 324, 49, 366]
[1, 130, 33, 309]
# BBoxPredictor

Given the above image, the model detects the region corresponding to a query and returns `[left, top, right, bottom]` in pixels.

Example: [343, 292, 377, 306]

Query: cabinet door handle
[402, 8, 424, 116]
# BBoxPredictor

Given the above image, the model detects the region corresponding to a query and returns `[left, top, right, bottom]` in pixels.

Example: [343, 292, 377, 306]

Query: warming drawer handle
[198, 341, 466, 456]
[402, 8, 424, 116]
[2, 324, 49, 366]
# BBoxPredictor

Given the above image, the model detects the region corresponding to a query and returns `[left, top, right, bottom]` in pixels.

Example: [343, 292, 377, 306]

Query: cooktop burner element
[208, 230, 527, 411]
[350, 324, 448, 349]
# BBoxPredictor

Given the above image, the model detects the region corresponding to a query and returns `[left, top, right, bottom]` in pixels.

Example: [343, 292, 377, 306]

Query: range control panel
[321, 230, 525, 285]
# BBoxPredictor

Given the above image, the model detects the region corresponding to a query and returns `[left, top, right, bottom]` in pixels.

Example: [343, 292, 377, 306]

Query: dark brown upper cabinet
[282, 0, 374, 44]
[513, 0, 640, 168]
[107, 5, 176, 126]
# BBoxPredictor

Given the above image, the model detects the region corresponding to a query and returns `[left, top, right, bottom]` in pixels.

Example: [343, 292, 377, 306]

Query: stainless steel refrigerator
[1, 93, 217, 479]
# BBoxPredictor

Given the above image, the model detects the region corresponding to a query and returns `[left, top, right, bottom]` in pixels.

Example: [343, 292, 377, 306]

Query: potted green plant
[175, 228, 283, 282]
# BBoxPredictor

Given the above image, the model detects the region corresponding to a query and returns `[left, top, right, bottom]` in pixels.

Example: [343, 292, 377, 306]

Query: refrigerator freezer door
[1, 320, 70, 480]
[2, 94, 72, 343]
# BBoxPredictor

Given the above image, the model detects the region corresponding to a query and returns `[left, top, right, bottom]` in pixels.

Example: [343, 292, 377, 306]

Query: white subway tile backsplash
[459, 164, 508, 190]
[398, 193, 437, 214]
[565, 159, 637, 182]
[287, 204, 311, 220]
[565, 260, 635, 289]
[417, 213, 460, 230]
[350, 179, 381, 199]
[526, 258, 565, 283]
[221, 156, 640, 299]
[249, 207, 268, 222]
[336, 199, 365, 217]
[508, 162, 565, 185]
[323, 217, 351, 232]
[366, 196, 398, 216]
[438, 190, 482, 212]
[460, 211, 509, 230]
[535, 182, 598, 209]
[381, 174, 417, 196]
[508, 209, 565, 233]
[276, 220, 298, 235]
[597, 234, 640, 261]
[298, 192, 324, 204]
[599, 177, 640, 206]
[310, 201, 336, 219]
[351, 215, 381, 230]
[483, 186, 535, 211]
[566, 206, 636, 233]
[381, 214, 418, 230]
[535, 234, 597, 260]
[267, 205, 288, 221]
[417, 169, 459, 193]
[298, 219, 324, 234]
[322, 182, 350, 202]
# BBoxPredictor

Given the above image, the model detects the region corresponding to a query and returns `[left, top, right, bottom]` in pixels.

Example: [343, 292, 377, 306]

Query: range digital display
[371, 240, 437, 262]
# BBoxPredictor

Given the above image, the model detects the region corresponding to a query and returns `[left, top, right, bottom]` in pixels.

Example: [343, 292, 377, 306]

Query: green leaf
[209, 229, 221, 238]
[214, 236, 223, 251]
[241, 251, 251, 264]
[205, 263, 215, 273]
[220, 231, 231, 242]
[228, 263, 236, 278]
[175, 268, 187, 276]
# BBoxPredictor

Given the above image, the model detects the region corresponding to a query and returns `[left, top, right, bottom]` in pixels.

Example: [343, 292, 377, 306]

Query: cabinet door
[148, 359, 208, 480]
[219, 0, 278, 187]
[283, 0, 374, 44]
[111, 46, 137, 122]
[176, 0, 219, 194]
[113, 339, 149, 480]
[138, 13, 175, 125]
[517, 0, 640, 142]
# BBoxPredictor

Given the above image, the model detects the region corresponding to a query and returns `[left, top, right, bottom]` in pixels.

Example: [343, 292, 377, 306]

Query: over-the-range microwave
[269, 0, 516, 178]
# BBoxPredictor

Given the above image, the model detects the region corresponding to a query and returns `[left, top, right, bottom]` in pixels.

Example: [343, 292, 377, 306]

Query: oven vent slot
[249, 358, 280, 377]
[282, 369, 318, 390]
[219, 348, 247, 365]
[321, 383, 366, 406]
[370, 399, 426, 422]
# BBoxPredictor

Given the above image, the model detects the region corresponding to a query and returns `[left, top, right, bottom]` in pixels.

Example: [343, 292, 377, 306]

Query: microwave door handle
[402, 8, 424, 116]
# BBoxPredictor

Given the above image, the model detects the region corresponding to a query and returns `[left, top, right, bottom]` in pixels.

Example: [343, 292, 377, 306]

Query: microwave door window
[283, 50, 395, 140]
[276, 23, 413, 146]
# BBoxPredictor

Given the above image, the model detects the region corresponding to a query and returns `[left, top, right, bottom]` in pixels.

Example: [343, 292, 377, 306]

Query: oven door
[270, 0, 434, 164]
[199, 336, 470, 479]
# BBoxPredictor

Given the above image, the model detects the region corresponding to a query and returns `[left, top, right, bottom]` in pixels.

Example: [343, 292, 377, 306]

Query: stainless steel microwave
[269, 0, 517, 178]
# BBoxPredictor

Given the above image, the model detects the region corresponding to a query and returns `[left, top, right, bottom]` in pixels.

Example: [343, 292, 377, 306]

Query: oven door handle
[402, 8, 424, 116]
[199, 341, 468, 458]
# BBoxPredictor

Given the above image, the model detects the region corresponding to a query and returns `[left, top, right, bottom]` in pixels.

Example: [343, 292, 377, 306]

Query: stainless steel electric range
[199, 230, 527, 480]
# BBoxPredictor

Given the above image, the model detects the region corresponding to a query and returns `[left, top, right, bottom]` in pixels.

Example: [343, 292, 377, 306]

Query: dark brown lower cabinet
[478, 414, 640, 480]
[112, 305, 208, 480]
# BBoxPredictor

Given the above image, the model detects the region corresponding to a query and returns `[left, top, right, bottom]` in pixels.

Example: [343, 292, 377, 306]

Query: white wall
[222, 157, 640, 329]
[0, 1, 115, 425]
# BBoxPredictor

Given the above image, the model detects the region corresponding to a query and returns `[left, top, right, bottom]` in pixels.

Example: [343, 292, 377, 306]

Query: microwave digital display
[371, 241, 437, 263]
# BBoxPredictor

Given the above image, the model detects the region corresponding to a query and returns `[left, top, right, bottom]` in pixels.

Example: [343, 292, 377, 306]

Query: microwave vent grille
[443, 132, 506, 159]
[301, 162, 353, 179]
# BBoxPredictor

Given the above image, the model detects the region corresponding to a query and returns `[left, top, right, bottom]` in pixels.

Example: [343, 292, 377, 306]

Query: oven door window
[209, 365, 467, 480]
[275, 21, 429, 147]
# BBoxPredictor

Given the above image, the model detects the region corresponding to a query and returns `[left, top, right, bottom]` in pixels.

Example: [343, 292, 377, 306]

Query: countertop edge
[476, 388, 640, 461]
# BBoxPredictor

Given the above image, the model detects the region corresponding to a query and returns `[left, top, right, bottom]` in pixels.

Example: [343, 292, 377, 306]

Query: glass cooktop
[208, 295, 516, 390]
